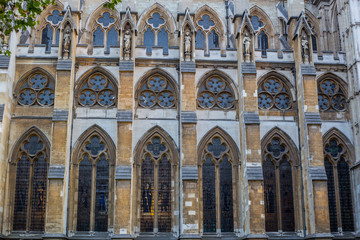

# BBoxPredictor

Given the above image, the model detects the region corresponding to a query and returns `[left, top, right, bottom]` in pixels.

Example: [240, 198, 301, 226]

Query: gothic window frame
[135, 68, 178, 110]
[9, 127, 50, 233]
[133, 126, 179, 234]
[75, 67, 118, 108]
[68, 125, 116, 233]
[261, 128, 301, 233]
[305, 11, 321, 53]
[198, 127, 240, 234]
[14, 67, 56, 107]
[317, 73, 348, 112]
[197, 70, 238, 110]
[323, 128, 355, 233]
[257, 72, 295, 111]
[39, 7, 64, 52]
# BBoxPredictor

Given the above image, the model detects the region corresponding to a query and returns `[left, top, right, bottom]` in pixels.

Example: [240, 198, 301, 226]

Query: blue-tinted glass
[148, 13, 165, 28]
[320, 80, 336, 95]
[332, 94, 346, 111]
[149, 76, 165, 92]
[258, 31, 268, 55]
[85, 136, 105, 156]
[207, 137, 227, 157]
[98, 12, 114, 27]
[158, 91, 175, 108]
[258, 93, 272, 109]
[56, 29, 60, 45]
[267, 139, 285, 158]
[99, 90, 115, 106]
[47, 10, 63, 25]
[30, 74, 47, 89]
[95, 156, 109, 232]
[217, 92, 233, 109]
[220, 156, 233, 232]
[24, 136, 43, 155]
[199, 92, 215, 108]
[139, 91, 156, 107]
[208, 30, 219, 49]
[195, 29, 205, 49]
[107, 27, 118, 52]
[90, 75, 106, 91]
[144, 28, 155, 54]
[146, 137, 166, 156]
[251, 16, 264, 31]
[42, 24, 53, 51]
[158, 28, 168, 54]
[77, 157, 92, 231]
[265, 79, 281, 94]
[38, 89, 55, 106]
[203, 156, 216, 232]
[275, 93, 291, 109]
[158, 155, 171, 232]
[208, 78, 224, 92]
[79, 90, 96, 106]
[19, 89, 36, 105]
[312, 35, 317, 52]
[198, 15, 215, 29]
[141, 155, 154, 232]
[318, 95, 330, 110]
[93, 26, 104, 46]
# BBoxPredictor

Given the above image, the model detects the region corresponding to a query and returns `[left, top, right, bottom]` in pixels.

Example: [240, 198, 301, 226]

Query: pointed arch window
[143, 12, 169, 55]
[262, 134, 296, 232]
[73, 132, 114, 232]
[197, 74, 236, 110]
[16, 71, 55, 107]
[251, 15, 268, 55]
[324, 136, 354, 232]
[41, 10, 63, 51]
[92, 12, 119, 52]
[76, 71, 117, 108]
[318, 76, 347, 112]
[12, 130, 49, 232]
[258, 75, 294, 111]
[195, 14, 220, 53]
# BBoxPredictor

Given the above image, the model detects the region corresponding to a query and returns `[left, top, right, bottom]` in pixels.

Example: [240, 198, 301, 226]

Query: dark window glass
[98, 12, 115, 27]
[198, 15, 215, 29]
[203, 156, 216, 232]
[42, 24, 53, 52]
[141, 155, 154, 232]
[263, 157, 278, 232]
[279, 158, 294, 232]
[325, 157, 337, 232]
[95, 156, 109, 232]
[158, 28, 169, 55]
[77, 157, 92, 231]
[258, 77, 292, 111]
[208, 30, 219, 49]
[93, 26, 104, 46]
[148, 13, 165, 28]
[107, 27, 118, 52]
[144, 28, 155, 54]
[158, 155, 171, 232]
[251, 16, 264, 31]
[56, 29, 60, 45]
[220, 156, 233, 232]
[47, 10, 63, 25]
[30, 154, 48, 231]
[258, 30, 268, 55]
[338, 158, 354, 231]
[13, 154, 30, 231]
[318, 79, 347, 112]
[195, 29, 205, 49]
[312, 35, 317, 52]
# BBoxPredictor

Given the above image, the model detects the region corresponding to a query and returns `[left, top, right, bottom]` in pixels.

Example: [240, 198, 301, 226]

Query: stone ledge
[119, 61, 134, 72]
[182, 111, 197, 123]
[305, 112, 321, 125]
[116, 165, 132, 180]
[241, 62, 257, 74]
[111, 234, 134, 239]
[181, 61, 196, 73]
[53, 109, 69, 122]
[0, 104, 4, 121]
[43, 233, 68, 239]
[0, 55, 10, 69]
[244, 112, 260, 125]
[305, 233, 334, 239]
[247, 166, 264, 180]
[179, 234, 202, 239]
[182, 166, 198, 180]
[56, 59, 73, 71]
[309, 166, 327, 181]
[245, 234, 269, 239]
[117, 110, 133, 123]
[48, 165, 65, 179]
[301, 64, 316, 76]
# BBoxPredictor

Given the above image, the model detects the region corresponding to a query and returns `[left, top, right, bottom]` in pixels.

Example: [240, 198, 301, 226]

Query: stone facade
[0, 0, 359, 239]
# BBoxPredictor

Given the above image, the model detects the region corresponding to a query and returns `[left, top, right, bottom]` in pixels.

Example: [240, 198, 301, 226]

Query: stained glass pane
[148, 13, 165, 28]
[95, 156, 109, 232]
[207, 137, 227, 157]
[56, 29, 60, 45]
[30, 154, 48, 232]
[279, 158, 294, 232]
[77, 157, 92, 231]
[42, 24, 53, 52]
[47, 10, 63, 25]
[158, 155, 171, 232]
[144, 28, 155, 54]
[13, 154, 30, 231]
[220, 156, 233, 232]
[338, 158, 354, 232]
[208, 30, 219, 49]
[93, 26, 104, 46]
[195, 29, 205, 49]
[263, 157, 278, 232]
[98, 12, 115, 27]
[203, 156, 216, 232]
[251, 16, 264, 31]
[324, 157, 337, 232]
[312, 35, 317, 52]
[158, 28, 168, 55]
[258, 31, 268, 55]
[141, 155, 154, 232]
[107, 27, 118, 52]
[198, 15, 215, 29]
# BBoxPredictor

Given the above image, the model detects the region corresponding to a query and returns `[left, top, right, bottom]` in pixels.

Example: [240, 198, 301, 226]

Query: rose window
[318, 79, 347, 111]
[258, 77, 292, 110]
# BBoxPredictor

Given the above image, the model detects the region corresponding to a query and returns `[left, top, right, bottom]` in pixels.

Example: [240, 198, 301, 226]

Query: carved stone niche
[62, 23, 72, 59]
[301, 30, 310, 64]
[242, 27, 253, 62]
[123, 23, 132, 60]
[183, 26, 193, 62]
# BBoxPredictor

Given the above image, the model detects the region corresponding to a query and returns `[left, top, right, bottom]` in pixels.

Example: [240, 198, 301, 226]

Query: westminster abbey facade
[0, 0, 359, 239]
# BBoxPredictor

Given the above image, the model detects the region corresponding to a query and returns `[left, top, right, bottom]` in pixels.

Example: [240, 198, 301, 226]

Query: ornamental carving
[318, 77, 347, 112]
[258, 76, 293, 110]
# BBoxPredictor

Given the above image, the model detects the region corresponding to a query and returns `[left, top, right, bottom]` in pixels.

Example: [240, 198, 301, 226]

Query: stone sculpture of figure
[63, 24, 71, 59]
[301, 34, 309, 63]
[123, 29, 131, 60]
[184, 30, 192, 61]
[243, 32, 251, 62]
[142, 183, 152, 213]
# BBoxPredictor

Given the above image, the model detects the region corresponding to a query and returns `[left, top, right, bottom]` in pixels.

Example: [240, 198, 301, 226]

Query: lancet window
[41, 10, 63, 51]
[92, 12, 119, 52]
[143, 12, 169, 55]
[324, 134, 354, 232]
[258, 75, 293, 111]
[12, 130, 49, 232]
[251, 16, 268, 55]
[318, 76, 347, 112]
[262, 133, 296, 232]
[195, 14, 220, 51]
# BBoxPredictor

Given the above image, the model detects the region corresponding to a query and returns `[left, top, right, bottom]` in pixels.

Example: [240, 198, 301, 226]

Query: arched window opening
[324, 136, 354, 232]
[16, 71, 55, 107]
[258, 75, 293, 111]
[195, 29, 205, 49]
[143, 12, 169, 55]
[41, 10, 64, 51]
[195, 14, 220, 53]
[251, 16, 264, 31]
[42, 24, 53, 51]
[92, 12, 118, 51]
[12, 131, 49, 232]
[312, 35, 317, 52]
[93, 26, 104, 46]
[318, 76, 347, 112]
[263, 134, 296, 232]
[258, 30, 268, 56]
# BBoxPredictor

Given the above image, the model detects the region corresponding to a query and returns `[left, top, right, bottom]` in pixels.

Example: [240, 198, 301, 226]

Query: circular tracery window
[197, 76, 235, 110]
[17, 73, 55, 106]
[138, 74, 176, 109]
[258, 77, 292, 110]
[77, 73, 116, 107]
[318, 78, 347, 111]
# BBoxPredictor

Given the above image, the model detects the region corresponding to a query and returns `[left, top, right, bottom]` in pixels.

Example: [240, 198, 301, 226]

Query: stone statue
[243, 32, 251, 62]
[63, 24, 71, 59]
[184, 30, 192, 61]
[123, 29, 131, 60]
[301, 35, 309, 63]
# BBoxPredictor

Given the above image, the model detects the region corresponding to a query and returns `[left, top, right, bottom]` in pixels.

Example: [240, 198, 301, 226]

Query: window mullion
[154, 162, 159, 233]
[275, 165, 282, 232]
[205, 31, 209, 55]
[26, 161, 35, 232]
[333, 165, 342, 231]
[90, 163, 97, 231]
[215, 164, 221, 234]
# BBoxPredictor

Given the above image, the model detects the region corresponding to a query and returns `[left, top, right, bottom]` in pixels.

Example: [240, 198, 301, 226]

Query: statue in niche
[184, 29, 192, 61]
[243, 32, 251, 62]
[301, 34, 310, 63]
[123, 29, 132, 60]
[62, 24, 72, 59]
